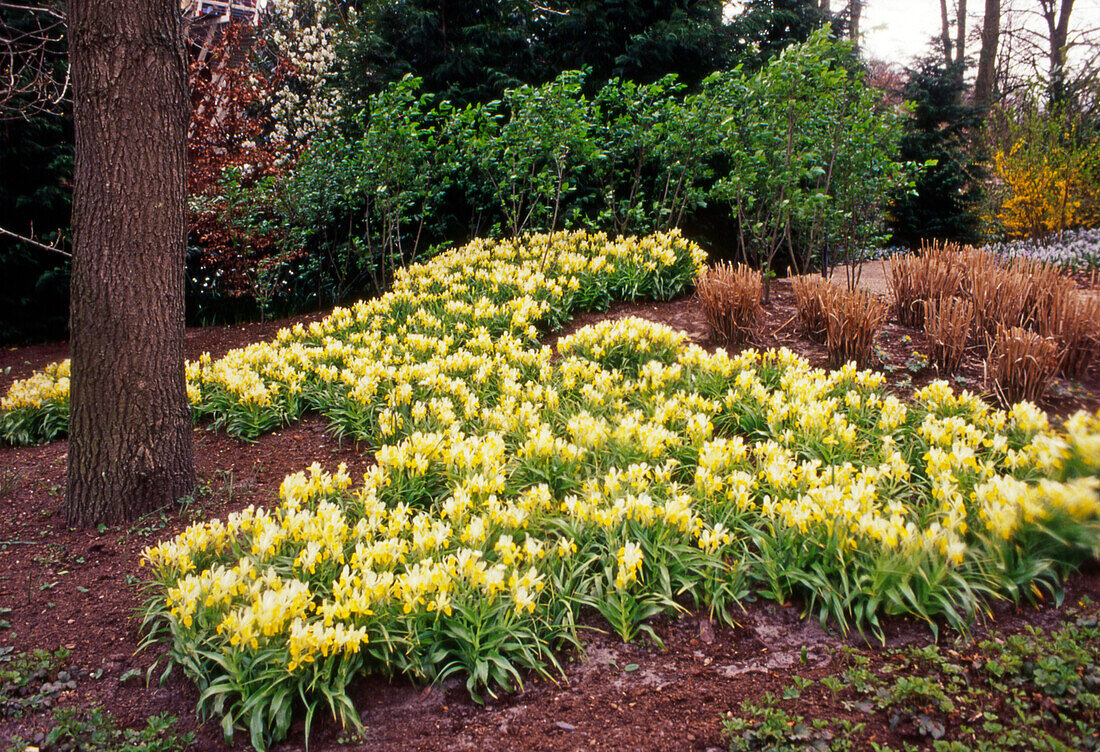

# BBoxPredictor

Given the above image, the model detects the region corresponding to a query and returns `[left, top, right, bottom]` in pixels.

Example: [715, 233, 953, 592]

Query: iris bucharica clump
[143, 320, 1100, 749]
[7, 230, 1100, 751]
[0, 231, 704, 445]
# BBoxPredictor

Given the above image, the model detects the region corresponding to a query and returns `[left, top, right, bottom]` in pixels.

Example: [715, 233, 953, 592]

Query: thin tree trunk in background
[939, 0, 954, 66]
[849, 0, 861, 50]
[974, 0, 1000, 106]
[66, 0, 195, 525]
[1040, 0, 1075, 106]
[954, 0, 967, 66]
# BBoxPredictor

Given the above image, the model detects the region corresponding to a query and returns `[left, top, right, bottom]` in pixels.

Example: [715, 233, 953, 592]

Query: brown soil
[2, 279, 1098, 752]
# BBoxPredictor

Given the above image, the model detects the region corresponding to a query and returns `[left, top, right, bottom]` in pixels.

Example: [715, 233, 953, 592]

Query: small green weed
[723, 597, 1100, 752]
[724, 700, 836, 752]
[6, 707, 193, 752]
[0, 646, 70, 717]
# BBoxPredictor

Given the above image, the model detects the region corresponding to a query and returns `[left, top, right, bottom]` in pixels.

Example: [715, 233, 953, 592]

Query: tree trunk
[67, 0, 195, 525]
[973, 0, 1000, 107]
[848, 0, 861, 50]
[954, 0, 967, 67]
[939, 0, 954, 67]
[1040, 0, 1075, 106]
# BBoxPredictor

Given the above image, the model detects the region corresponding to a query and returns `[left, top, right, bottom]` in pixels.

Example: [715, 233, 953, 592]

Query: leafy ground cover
[1, 233, 1099, 752]
[723, 595, 1100, 752]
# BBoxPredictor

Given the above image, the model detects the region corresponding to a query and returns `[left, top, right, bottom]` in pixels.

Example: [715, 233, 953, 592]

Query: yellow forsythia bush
[990, 113, 1100, 238]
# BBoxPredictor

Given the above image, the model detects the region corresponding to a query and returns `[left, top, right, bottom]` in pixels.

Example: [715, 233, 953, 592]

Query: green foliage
[454, 70, 599, 236]
[267, 32, 908, 321]
[723, 598, 1100, 752]
[281, 76, 457, 302]
[725, 698, 841, 751]
[592, 76, 686, 235]
[727, 0, 838, 70]
[342, 0, 737, 108]
[535, 0, 735, 89]
[0, 646, 70, 718]
[713, 30, 909, 280]
[341, 0, 540, 108]
[6, 707, 192, 752]
[889, 58, 986, 247]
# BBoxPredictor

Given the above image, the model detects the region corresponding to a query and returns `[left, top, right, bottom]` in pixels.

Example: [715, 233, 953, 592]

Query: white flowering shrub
[259, 0, 343, 150]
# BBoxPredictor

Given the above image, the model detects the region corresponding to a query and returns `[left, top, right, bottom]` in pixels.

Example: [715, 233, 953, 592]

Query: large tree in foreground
[66, 0, 195, 525]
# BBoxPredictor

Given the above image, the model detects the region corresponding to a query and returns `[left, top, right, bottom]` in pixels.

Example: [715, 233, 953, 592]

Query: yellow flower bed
[7, 230, 1100, 751]
[0, 360, 70, 445]
[1, 231, 704, 445]
[143, 318, 1100, 750]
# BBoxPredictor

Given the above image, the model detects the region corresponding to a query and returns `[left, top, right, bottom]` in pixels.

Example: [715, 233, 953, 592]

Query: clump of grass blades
[1038, 286, 1100, 378]
[791, 275, 831, 343]
[888, 242, 965, 329]
[924, 296, 973, 375]
[989, 325, 1062, 405]
[696, 262, 762, 346]
[970, 270, 1035, 347]
[824, 285, 888, 368]
[1008, 257, 1070, 327]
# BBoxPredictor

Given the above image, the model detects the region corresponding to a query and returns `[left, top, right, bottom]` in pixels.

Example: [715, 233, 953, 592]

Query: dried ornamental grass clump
[824, 285, 888, 368]
[793, 277, 887, 367]
[888, 243, 965, 329]
[924, 296, 974, 375]
[989, 325, 1062, 405]
[791, 275, 832, 343]
[696, 262, 763, 346]
[1007, 257, 1071, 327]
[969, 269, 1036, 345]
[140, 318, 1100, 751]
[1038, 288, 1100, 379]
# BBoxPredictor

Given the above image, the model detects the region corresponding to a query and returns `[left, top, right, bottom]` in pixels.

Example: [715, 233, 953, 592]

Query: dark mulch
[1, 279, 1098, 751]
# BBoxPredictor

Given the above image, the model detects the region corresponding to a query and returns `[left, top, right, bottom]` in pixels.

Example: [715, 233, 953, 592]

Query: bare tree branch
[0, 224, 71, 257]
[0, 0, 70, 119]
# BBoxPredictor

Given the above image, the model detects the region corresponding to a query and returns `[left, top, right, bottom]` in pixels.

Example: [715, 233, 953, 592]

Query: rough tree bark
[973, 0, 1000, 107]
[66, 0, 195, 525]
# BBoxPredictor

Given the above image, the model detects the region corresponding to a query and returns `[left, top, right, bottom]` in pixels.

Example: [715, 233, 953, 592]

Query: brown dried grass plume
[969, 270, 1034, 345]
[696, 262, 763, 347]
[888, 242, 964, 329]
[989, 325, 1062, 406]
[924, 296, 973, 375]
[791, 275, 832, 343]
[824, 285, 888, 368]
[1038, 287, 1100, 379]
